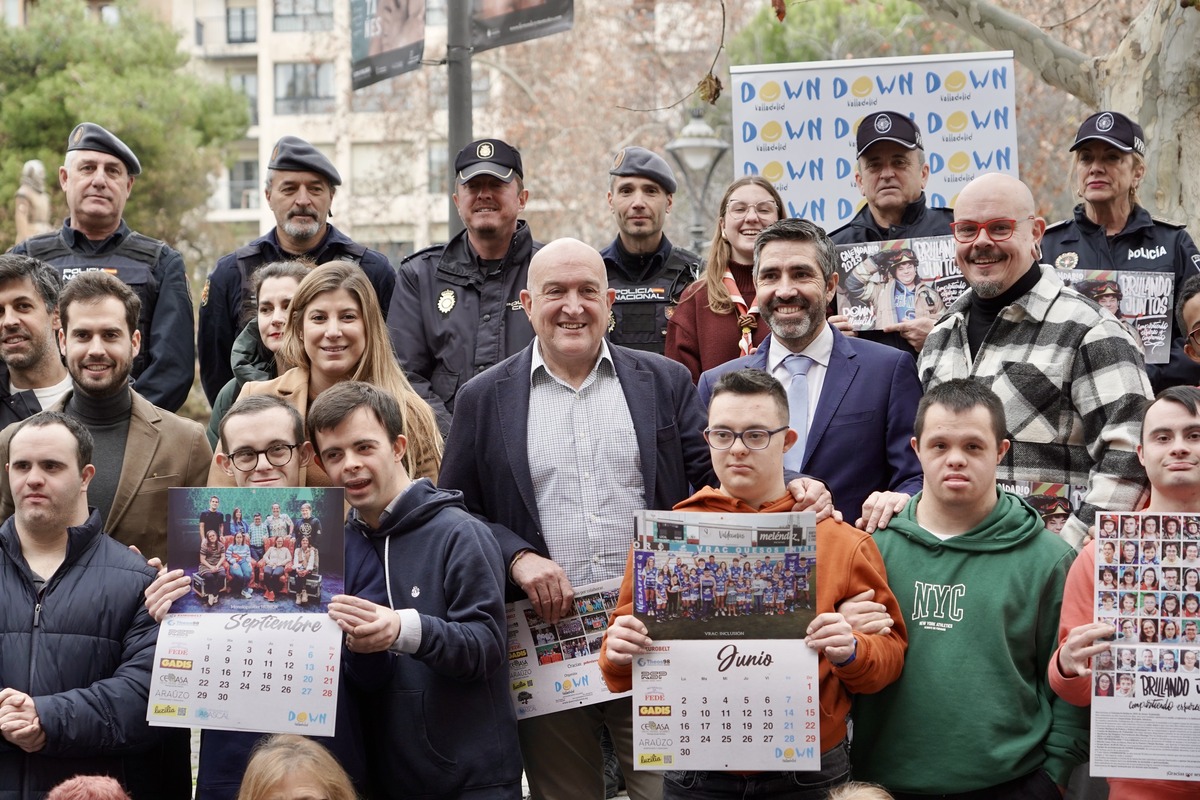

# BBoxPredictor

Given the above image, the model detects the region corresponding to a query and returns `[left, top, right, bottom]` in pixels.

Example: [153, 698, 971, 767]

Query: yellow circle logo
[947, 111, 969, 133]
[761, 121, 783, 143]
[947, 152, 971, 173]
[945, 71, 966, 92]
[760, 81, 781, 102]
[851, 76, 873, 98]
[296, 712, 308, 723]
[783, 748, 795, 759]
[762, 162, 784, 182]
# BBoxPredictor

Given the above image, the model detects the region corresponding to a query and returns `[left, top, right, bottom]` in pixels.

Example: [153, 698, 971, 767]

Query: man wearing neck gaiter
[918, 172, 1152, 549]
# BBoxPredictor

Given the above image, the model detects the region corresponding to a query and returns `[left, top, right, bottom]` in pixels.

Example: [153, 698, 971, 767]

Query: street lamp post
[666, 109, 730, 254]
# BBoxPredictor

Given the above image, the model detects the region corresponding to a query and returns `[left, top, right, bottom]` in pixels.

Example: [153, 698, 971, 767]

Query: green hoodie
[850, 489, 1088, 793]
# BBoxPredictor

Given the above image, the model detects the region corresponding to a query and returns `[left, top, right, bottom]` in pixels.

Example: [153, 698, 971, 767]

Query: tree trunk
[905, 0, 1200, 223]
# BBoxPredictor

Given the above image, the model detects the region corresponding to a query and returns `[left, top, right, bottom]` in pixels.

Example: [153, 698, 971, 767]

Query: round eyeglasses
[226, 443, 299, 472]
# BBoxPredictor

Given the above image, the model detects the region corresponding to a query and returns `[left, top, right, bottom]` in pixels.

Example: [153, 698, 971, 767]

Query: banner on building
[731, 52, 1019, 230]
[350, 0, 426, 90]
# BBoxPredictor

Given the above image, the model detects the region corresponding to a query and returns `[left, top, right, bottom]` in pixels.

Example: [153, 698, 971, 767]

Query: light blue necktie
[783, 354, 813, 472]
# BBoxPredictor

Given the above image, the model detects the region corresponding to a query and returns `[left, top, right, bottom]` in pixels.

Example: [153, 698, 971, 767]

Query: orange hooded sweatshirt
[598, 487, 908, 753]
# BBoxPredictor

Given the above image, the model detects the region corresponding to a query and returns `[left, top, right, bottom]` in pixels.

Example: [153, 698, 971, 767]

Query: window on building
[275, 62, 335, 115]
[229, 72, 259, 125]
[274, 0, 334, 33]
[428, 143, 449, 195]
[229, 160, 260, 210]
[227, 4, 257, 43]
[428, 70, 448, 112]
[352, 143, 418, 197]
[472, 72, 491, 110]
[351, 74, 418, 114]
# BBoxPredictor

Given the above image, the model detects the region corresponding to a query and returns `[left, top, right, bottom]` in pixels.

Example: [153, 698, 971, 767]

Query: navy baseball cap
[455, 139, 523, 184]
[855, 111, 923, 158]
[1070, 111, 1146, 158]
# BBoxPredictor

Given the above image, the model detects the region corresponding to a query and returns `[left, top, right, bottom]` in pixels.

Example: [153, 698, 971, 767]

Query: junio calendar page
[631, 510, 819, 771]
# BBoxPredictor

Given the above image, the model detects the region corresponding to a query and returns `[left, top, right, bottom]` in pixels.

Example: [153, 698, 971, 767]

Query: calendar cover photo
[1055, 268, 1172, 364]
[166, 487, 346, 614]
[632, 510, 817, 640]
[834, 235, 963, 332]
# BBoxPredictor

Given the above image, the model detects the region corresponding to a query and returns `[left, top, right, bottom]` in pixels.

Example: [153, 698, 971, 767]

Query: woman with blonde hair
[236, 734, 356, 800]
[666, 176, 783, 382]
[1041, 110, 1200, 392]
[211, 260, 442, 486]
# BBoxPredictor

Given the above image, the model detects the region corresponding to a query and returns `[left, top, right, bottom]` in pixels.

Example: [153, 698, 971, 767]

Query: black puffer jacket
[0, 510, 190, 799]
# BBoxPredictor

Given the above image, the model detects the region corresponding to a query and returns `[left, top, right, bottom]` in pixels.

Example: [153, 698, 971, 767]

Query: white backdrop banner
[731, 51, 1019, 230]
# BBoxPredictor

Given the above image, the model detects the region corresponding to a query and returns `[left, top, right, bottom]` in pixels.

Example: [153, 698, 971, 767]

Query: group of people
[0, 102, 1199, 800]
[635, 552, 813, 622]
[194, 495, 324, 605]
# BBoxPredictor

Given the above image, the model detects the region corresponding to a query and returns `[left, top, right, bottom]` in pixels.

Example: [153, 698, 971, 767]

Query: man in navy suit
[699, 218, 924, 532]
[440, 237, 832, 800]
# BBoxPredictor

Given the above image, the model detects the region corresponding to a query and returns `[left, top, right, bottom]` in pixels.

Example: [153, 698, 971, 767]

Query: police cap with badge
[455, 139, 523, 184]
[855, 111, 923, 159]
[67, 122, 142, 176]
[1069, 111, 1147, 159]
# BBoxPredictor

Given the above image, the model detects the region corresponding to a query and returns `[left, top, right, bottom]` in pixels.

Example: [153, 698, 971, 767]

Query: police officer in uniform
[389, 138, 540, 432]
[14, 123, 194, 412]
[1042, 110, 1200, 392]
[600, 146, 701, 354]
[828, 111, 953, 356]
[198, 136, 396, 404]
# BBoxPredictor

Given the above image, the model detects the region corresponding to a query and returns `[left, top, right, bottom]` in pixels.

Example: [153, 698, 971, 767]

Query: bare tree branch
[906, 0, 1101, 105]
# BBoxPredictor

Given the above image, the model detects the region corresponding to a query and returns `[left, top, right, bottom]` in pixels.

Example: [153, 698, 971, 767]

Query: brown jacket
[0, 388, 211, 561]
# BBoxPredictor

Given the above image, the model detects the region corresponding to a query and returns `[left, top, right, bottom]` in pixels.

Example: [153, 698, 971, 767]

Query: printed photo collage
[525, 588, 620, 666]
[1093, 513, 1200, 698]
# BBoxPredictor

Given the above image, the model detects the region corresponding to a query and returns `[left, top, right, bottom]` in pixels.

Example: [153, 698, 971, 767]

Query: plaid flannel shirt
[918, 265, 1151, 548]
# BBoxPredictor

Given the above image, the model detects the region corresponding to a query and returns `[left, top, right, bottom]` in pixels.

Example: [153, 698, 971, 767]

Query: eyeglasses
[950, 216, 1035, 244]
[704, 426, 788, 450]
[226, 443, 299, 472]
[726, 202, 779, 221]
[1188, 325, 1200, 348]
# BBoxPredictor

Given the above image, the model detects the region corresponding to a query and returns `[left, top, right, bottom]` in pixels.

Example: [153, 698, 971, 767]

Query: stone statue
[14, 159, 52, 244]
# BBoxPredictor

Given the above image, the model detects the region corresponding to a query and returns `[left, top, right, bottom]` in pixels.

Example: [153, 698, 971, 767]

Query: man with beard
[389, 139, 541, 432]
[918, 173, 1152, 548]
[0, 271, 210, 561]
[198, 136, 396, 404]
[0, 255, 71, 427]
[697, 218, 924, 532]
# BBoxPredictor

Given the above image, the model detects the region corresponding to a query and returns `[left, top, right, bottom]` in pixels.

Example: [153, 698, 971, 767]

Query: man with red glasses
[918, 172, 1152, 548]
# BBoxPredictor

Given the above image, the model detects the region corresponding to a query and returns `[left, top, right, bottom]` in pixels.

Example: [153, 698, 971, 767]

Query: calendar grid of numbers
[1089, 511, 1200, 782]
[631, 510, 820, 771]
[147, 487, 344, 737]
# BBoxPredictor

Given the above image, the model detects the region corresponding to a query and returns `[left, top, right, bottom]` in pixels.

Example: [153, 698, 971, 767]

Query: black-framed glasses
[703, 426, 789, 451]
[1188, 325, 1200, 349]
[950, 216, 1035, 244]
[226, 443, 299, 472]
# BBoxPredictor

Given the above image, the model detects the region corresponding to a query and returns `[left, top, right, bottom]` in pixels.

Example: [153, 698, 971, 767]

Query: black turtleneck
[966, 262, 1042, 360]
[65, 386, 132, 522]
